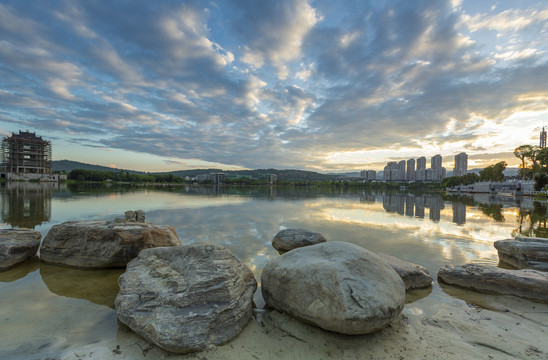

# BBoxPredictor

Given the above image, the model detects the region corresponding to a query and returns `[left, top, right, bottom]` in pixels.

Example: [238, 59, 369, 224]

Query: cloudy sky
[1, 0, 548, 172]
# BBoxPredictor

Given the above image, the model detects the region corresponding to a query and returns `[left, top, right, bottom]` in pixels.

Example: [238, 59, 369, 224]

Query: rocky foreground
[262, 241, 406, 335]
[2, 220, 547, 358]
[57, 294, 548, 360]
[40, 211, 180, 268]
[115, 245, 257, 354]
[0, 228, 41, 271]
[438, 263, 548, 303]
[495, 236, 548, 271]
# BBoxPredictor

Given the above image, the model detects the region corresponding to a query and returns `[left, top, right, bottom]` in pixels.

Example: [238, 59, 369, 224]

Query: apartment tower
[453, 152, 468, 177]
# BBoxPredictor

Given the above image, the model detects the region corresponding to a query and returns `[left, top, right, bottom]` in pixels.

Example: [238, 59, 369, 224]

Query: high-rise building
[541, 126, 547, 148]
[430, 154, 445, 181]
[416, 156, 426, 181]
[397, 160, 406, 181]
[406, 158, 415, 181]
[417, 156, 426, 170]
[360, 170, 377, 180]
[383, 162, 400, 181]
[453, 152, 468, 177]
[431, 154, 442, 170]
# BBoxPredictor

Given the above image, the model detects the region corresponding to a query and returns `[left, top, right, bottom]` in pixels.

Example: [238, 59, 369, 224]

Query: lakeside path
[59, 290, 548, 360]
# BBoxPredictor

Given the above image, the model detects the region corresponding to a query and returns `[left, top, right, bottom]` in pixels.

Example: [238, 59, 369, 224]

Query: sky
[1, 0, 548, 173]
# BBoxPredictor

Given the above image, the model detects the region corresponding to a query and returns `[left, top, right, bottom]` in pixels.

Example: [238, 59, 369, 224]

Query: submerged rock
[494, 237, 548, 271]
[379, 253, 432, 291]
[0, 228, 41, 271]
[261, 241, 405, 335]
[272, 228, 327, 252]
[40, 219, 180, 268]
[115, 244, 257, 354]
[438, 263, 548, 303]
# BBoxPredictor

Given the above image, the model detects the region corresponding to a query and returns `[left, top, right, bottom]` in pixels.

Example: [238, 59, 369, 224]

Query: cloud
[229, 0, 320, 78]
[464, 8, 548, 33]
[0, 0, 547, 172]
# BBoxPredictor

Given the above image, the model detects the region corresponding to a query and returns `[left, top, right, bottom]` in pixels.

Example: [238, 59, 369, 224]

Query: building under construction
[1, 130, 59, 181]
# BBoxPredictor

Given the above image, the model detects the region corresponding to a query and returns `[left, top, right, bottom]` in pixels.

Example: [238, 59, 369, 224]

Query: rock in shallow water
[272, 228, 327, 252]
[115, 244, 257, 354]
[40, 220, 180, 268]
[378, 253, 432, 291]
[261, 241, 406, 335]
[0, 228, 41, 271]
[494, 237, 548, 271]
[437, 263, 548, 303]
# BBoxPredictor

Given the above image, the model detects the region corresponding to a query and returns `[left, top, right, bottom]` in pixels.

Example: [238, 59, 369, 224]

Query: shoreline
[56, 289, 548, 360]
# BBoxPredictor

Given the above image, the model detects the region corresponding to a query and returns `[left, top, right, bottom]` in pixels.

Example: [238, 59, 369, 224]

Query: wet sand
[58, 289, 548, 360]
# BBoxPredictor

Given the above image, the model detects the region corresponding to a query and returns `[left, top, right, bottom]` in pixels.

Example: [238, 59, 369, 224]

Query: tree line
[442, 161, 507, 188]
[68, 169, 186, 183]
[514, 144, 548, 190]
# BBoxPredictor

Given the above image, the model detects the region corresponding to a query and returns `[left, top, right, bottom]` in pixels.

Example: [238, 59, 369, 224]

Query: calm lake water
[0, 182, 546, 359]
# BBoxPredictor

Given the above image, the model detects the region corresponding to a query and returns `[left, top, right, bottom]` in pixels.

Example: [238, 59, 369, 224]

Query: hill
[156, 168, 336, 182]
[52, 160, 143, 174]
[52, 161, 336, 182]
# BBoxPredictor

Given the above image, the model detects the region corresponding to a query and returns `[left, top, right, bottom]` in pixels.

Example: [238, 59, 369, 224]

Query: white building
[453, 152, 468, 177]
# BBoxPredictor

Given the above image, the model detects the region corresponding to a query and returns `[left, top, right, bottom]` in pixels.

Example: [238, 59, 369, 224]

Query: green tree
[525, 145, 541, 178]
[479, 161, 506, 182]
[537, 148, 548, 171]
[535, 173, 548, 191]
[514, 145, 531, 180]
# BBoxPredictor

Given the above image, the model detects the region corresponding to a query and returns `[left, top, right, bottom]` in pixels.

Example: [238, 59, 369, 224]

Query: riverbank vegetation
[513, 144, 548, 190]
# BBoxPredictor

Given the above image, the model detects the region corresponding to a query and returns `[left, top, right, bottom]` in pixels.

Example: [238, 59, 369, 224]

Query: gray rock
[115, 245, 257, 354]
[0, 228, 41, 271]
[438, 264, 548, 303]
[379, 253, 432, 291]
[494, 237, 548, 271]
[135, 210, 145, 223]
[272, 228, 326, 252]
[40, 220, 180, 268]
[261, 241, 405, 335]
[124, 210, 136, 221]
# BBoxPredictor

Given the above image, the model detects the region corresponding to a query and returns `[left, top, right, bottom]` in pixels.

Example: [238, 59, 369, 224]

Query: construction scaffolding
[1, 130, 52, 174]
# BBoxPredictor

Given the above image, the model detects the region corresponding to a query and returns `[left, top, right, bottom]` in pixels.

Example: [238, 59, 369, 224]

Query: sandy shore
[59, 287, 548, 360]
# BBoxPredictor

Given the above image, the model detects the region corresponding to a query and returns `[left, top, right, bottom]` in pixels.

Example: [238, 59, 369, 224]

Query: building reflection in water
[371, 190, 548, 236]
[452, 202, 467, 225]
[380, 192, 446, 223]
[0, 182, 63, 229]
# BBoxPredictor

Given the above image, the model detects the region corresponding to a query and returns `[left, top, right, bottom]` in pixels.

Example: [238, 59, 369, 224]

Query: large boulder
[261, 241, 405, 335]
[115, 244, 257, 354]
[378, 253, 432, 291]
[0, 228, 41, 271]
[272, 228, 326, 252]
[438, 264, 548, 303]
[494, 237, 548, 271]
[40, 219, 180, 268]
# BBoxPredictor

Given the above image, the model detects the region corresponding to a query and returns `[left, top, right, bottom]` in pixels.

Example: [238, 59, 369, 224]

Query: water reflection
[1, 185, 548, 359]
[0, 257, 39, 282]
[0, 182, 66, 229]
[359, 191, 548, 237]
[514, 201, 548, 238]
[377, 193, 445, 222]
[40, 263, 124, 308]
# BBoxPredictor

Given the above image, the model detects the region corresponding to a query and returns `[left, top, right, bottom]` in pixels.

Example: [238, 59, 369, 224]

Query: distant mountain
[467, 167, 519, 177]
[52, 160, 143, 174]
[52, 161, 336, 182]
[327, 172, 362, 178]
[165, 168, 336, 182]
